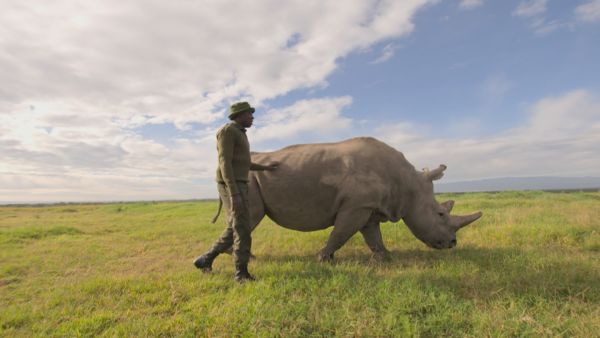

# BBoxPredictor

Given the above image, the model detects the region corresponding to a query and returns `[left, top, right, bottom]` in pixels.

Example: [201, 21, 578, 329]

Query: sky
[1, 0, 599, 203]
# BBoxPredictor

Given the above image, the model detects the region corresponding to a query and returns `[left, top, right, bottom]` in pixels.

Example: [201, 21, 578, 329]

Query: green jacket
[215, 122, 267, 195]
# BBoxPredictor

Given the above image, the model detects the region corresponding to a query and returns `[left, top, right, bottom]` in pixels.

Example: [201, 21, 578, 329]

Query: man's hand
[266, 161, 279, 171]
[230, 194, 243, 214]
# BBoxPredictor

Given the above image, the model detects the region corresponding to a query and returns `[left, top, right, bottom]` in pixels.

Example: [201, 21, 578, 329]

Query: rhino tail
[211, 197, 223, 224]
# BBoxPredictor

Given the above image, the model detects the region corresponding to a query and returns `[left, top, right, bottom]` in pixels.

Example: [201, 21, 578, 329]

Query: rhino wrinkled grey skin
[214, 137, 482, 262]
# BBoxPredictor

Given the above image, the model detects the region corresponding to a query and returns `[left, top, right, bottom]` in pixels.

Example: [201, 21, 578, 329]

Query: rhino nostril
[450, 239, 457, 248]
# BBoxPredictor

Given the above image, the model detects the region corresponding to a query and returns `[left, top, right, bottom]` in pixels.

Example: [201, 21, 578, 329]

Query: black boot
[234, 263, 255, 283]
[193, 251, 218, 273]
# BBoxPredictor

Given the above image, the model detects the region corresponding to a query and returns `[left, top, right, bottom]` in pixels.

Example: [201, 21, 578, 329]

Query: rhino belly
[254, 174, 339, 232]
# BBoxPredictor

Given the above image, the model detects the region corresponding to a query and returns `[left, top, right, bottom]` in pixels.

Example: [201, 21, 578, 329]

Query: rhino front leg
[318, 208, 372, 262]
[360, 218, 390, 261]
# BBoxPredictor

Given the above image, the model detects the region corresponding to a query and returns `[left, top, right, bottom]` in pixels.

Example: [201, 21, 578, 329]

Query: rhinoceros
[213, 137, 482, 261]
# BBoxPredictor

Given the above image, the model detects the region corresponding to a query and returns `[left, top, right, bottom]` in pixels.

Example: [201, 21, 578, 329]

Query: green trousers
[210, 182, 252, 266]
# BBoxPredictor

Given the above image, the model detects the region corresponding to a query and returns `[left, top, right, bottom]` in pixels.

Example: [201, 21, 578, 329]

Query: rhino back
[250, 137, 416, 231]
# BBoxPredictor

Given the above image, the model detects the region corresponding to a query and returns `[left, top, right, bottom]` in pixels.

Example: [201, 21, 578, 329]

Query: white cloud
[512, 0, 568, 35]
[529, 18, 565, 35]
[250, 97, 353, 143]
[370, 43, 400, 64]
[0, 0, 433, 127]
[0, 97, 222, 202]
[459, 0, 483, 10]
[0, 96, 354, 202]
[375, 122, 427, 145]
[513, 0, 547, 18]
[0, 0, 437, 202]
[3, 1, 594, 203]
[3, 89, 599, 202]
[523, 90, 599, 139]
[0, 172, 218, 203]
[576, 0, 600, 23]
[377, 90, 600, 181]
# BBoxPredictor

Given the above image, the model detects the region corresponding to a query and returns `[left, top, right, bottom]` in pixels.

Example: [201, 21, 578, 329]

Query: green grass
[1, 191, 599, 337]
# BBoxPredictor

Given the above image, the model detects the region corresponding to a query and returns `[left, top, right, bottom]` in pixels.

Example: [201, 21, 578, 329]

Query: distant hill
[435, 177, 600, 193]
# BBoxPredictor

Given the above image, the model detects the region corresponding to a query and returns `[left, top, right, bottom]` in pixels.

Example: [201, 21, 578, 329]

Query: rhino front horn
[451, 211, 483, 231]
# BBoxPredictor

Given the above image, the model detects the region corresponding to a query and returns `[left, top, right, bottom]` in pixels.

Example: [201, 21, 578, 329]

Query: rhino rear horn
[450, 211, 483, 231]
[423, 164, 447, 181]
[441, 200, 455, 213]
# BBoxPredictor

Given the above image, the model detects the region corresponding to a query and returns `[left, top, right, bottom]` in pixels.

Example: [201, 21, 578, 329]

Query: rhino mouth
[427, 239, 457, 250]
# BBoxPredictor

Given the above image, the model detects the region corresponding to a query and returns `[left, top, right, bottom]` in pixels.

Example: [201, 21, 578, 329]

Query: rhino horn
[423, 164, 447, 181]
[441, 200, 455, 213]
[450, 211, 483, 231]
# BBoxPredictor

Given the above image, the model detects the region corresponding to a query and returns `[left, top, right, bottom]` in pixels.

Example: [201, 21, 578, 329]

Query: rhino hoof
[317, 252, 334, 263]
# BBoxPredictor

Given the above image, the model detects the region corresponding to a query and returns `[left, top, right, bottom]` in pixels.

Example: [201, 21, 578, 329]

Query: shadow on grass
[401, 247, 597, 302]
[253, 246, 599, 303]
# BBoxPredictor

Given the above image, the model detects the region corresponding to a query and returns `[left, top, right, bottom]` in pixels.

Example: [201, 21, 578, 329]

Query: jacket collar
[231, 121, 246, 133]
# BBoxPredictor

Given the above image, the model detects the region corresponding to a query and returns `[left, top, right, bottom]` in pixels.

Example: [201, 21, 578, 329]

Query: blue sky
[268, 0, 600, 137]
[1, 0, 599, 202]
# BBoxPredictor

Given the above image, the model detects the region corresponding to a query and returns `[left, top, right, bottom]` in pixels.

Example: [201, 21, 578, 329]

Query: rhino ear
[423, 164, 447, 181]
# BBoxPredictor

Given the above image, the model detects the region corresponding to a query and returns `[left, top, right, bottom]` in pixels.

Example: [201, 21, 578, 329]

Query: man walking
[194, 101, 277, 282]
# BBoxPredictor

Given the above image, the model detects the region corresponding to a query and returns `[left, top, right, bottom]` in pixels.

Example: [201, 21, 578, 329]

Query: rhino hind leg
[318, 207, 373, 262]
[360, 219, 390, 261]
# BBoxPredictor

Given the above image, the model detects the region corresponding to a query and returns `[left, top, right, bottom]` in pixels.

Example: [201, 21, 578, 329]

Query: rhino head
[402, 164, 482, 249]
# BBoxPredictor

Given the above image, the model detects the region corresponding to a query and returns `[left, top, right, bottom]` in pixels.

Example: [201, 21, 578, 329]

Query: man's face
[236, 111, 254, 128]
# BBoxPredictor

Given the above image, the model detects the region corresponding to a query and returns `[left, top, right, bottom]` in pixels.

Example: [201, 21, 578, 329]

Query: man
[194, 101, 278, 282]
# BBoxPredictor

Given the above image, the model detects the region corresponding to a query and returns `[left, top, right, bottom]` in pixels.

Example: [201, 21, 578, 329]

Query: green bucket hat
[228, 101, 255, 119]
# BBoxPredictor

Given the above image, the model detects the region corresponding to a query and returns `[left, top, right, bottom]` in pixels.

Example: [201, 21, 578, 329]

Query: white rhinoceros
[213, 137, 482, 261]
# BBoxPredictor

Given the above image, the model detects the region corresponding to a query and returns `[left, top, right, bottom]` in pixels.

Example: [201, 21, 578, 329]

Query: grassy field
[1, 191, 599, 337]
